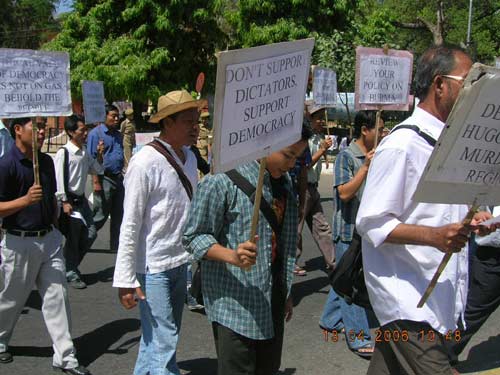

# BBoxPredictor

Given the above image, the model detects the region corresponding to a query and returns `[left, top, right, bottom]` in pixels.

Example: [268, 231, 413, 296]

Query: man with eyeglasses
[87, 104, 125, 251]
[356, 45, 496, 374]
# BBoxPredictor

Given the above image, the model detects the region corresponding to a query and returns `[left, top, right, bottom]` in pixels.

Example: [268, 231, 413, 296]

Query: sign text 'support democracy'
[0, 49, 71, 117]
[224, 53, 304, 147]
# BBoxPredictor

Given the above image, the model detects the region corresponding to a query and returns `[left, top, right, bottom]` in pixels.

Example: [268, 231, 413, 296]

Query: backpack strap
[390, 125, 437, 147]
[147, 139, 193, 200]
[225, 169, 282, 236]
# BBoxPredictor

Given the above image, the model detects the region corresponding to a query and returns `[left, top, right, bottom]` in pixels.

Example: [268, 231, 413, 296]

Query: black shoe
[68, 277, 87, 289]
[0, 351, 12, 364]
[53, 365, 91, 375]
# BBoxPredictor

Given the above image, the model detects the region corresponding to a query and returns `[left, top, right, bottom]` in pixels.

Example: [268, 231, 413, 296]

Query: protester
[448, 206, 500, 367]
[296, 104, 335, 270]
[55, 115, 104, 289]
[0, 119, 14, 159]
[113, 89, 201, 375]
[356, 45, 496, 374]
[320, 110, 383, 357]
[197, 106, 212, 164]
[183, 124, 313, 375]
[0, 118, 90, 375]
[120, 108, 136, 172]
[87, 104, 125, 251]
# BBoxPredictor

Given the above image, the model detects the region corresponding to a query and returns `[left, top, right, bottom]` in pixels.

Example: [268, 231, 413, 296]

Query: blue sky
[56, 0, 73, 14]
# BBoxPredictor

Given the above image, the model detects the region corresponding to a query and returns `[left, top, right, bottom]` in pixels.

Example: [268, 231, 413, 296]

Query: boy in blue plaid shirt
[183, 125, 312, 375]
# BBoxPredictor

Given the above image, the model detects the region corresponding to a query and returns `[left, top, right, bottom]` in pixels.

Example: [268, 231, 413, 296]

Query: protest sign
[413, 64, 500, 207]
[355, 47, 413, 111]
[313, 67, 337, 107]
[212, 38, 315, 173]
[496, 57, 500, 69]
[82, 80, 106, 124]
[0, 48, 71, 118]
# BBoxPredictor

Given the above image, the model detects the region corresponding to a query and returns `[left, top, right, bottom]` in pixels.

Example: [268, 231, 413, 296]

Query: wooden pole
[324, 108, 330, 136]
[417, 202, 479, 308]
[374, 109, 382, 149]
[244, 157, 267, 271]
[31, 117, 40, 185]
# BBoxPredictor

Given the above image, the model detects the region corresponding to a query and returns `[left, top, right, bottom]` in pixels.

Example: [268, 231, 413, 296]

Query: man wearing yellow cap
[113, 90, 201, 375]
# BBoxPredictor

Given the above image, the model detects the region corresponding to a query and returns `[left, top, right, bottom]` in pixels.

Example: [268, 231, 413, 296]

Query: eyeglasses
[441, 74, 466, 83]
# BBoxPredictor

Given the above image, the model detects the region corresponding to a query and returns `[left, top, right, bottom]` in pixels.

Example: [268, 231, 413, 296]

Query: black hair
[353, 111, 377, 138]
[105, 104, 119, 115]
[9, 117, 31, 139]
[301, 120, 313, 140]
[64, 114, 86, 138]
[414, 45, 469, 101]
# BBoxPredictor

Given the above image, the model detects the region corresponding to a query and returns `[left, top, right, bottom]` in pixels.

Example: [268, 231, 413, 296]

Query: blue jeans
[134, 264, 187, 375]
[320, 240, 373, 350]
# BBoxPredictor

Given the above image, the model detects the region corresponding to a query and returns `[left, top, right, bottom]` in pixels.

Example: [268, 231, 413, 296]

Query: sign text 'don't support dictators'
[0, 48, 71, 118]
[414, 64, 500, 206]
[213, 39, 314, 173]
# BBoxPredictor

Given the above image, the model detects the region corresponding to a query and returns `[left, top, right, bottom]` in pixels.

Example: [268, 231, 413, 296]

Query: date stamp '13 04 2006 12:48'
[323, 329, 462, 343]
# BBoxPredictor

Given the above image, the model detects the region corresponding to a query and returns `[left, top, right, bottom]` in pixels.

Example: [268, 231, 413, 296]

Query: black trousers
[367, 320, 454, 375]
[448, 245, 500, 363]
[212, 283, 286, 375]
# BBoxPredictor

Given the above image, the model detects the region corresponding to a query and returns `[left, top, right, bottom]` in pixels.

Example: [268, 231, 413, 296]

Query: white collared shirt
[113, 139, 197, 288]
[356, 107, 469, 334]
[54, 141, 104, 201]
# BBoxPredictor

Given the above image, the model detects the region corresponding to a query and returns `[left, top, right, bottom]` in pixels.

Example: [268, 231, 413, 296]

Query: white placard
[82, 80, 106, 124]
[496, 57, 500, 69]
[355, 47, 413, 111]
[413, 64, 500, 206]
[0, 48, 71, 118]
[313, 67, 337, 107]
[212, 39, 314, 173]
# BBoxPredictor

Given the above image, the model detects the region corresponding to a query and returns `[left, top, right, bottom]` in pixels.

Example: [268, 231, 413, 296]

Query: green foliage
[0, 0, 59, 49]
[44, 0, 225, 103]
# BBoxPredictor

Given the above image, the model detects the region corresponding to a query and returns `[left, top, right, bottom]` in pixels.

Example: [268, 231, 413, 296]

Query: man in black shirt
[0, 118, 90, 375]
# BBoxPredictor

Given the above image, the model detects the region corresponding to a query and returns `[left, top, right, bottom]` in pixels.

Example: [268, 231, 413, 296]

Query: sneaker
[186, 294, 204, 311]
[67, 277, 87, 289]
[0, 351, 12, 364]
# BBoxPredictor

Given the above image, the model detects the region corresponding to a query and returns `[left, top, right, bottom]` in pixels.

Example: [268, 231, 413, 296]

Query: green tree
[45, 0, 225, 110]
[0, 0, 59, 49]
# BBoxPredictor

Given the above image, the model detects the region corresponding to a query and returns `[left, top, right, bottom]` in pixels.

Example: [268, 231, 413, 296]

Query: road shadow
[303, 256, 330, 274]
[82, 266, 115, 285]
[178, 357, 217, 375]
[292, 276, 330, 306]
[9, 318, 141, 365]
[456, 333, 500, 373]
[178, 358, 296, 375]
[24, 290, 43, 311]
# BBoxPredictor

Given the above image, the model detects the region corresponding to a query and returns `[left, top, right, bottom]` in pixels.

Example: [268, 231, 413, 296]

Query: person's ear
[434, 76, 445, 97]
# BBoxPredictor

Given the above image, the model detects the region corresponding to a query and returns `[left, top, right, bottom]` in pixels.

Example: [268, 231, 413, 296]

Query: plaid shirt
[332, 141, 365, 242]
[182, 161, 298, 340]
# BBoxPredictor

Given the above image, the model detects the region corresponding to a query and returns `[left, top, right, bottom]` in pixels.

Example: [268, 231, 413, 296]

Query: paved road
[3, 168, 500, 375]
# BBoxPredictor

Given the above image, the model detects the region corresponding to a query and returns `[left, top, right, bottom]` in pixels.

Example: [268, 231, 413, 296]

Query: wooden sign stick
[374, 109, 382, 149]
[31, 118, 40, 185]
[244, 157, 267, 270]
[417, 201, 479, 308]
[324, 108, 330, 136]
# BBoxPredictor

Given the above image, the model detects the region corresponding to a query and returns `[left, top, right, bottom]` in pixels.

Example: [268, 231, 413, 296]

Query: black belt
[104, 171, 123, 179]
[5, 226, 53, 238]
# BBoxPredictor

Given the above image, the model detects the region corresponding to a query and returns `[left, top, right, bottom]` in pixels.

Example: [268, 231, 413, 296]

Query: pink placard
[355, 46, 414, 111]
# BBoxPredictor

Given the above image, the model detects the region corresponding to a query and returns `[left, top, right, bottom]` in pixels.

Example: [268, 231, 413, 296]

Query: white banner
[414, 64, 500, 206]
[313, 67, 337, 107]
[212, 39, 314, 173]
[82, 80, 106, 124]
[0, 48, 71, 118]
[355, 47, 413, 110]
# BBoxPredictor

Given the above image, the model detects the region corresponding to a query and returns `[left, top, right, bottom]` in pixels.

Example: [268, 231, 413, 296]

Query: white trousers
[0, 228, 79, 369]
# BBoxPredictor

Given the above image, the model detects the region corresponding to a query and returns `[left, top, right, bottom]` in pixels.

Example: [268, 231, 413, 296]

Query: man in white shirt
[356, 46, 495, 374]
[113, 90, 200, 375]
[55, 115, 104, 289]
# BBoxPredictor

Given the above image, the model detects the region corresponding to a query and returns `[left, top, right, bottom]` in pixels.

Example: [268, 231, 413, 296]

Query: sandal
[349, 343, 374, 359]
[293, 265, 307, 276]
